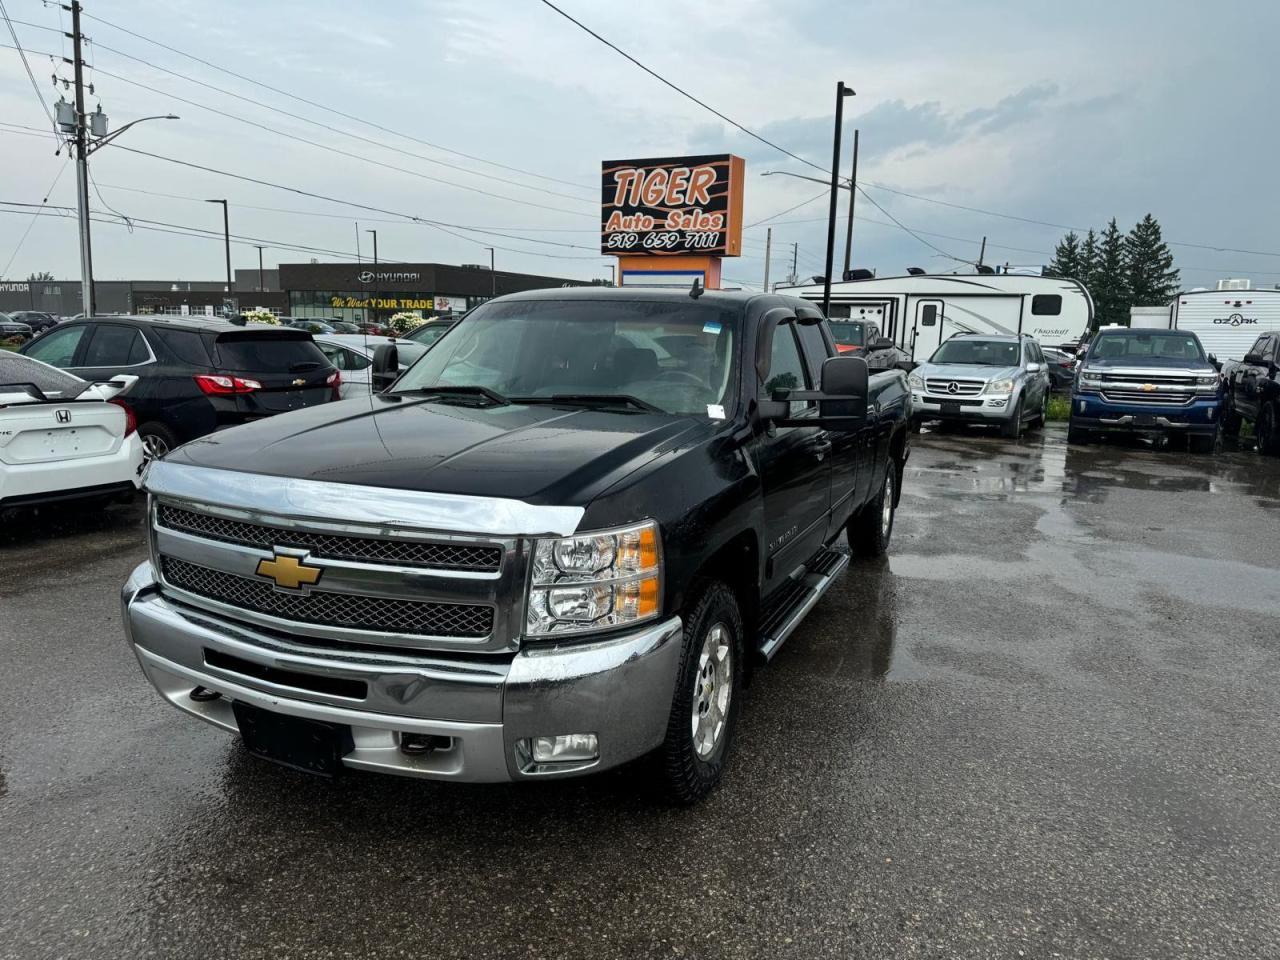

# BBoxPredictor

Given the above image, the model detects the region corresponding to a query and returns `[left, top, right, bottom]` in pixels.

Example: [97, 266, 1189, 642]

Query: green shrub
[1046, 394, 1072, 421]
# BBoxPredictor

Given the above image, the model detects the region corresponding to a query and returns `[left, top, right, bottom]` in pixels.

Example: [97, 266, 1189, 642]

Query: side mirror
[1026, 362, 1042, 373]
[371, 343, 399, 391]
[818, 354, 869, 422]
[870, 336, 894, 351]
[1243, 353, 1262, 366]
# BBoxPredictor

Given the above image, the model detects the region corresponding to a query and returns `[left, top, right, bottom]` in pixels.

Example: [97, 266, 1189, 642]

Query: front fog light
[532, 733, 599, 764]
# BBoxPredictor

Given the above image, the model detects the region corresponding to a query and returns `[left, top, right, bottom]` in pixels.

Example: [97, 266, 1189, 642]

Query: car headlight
[907, 372, 924, 390]
[1078, 370, 1103, 388]
[984, 378, 1015, 395]
[1195, 374, 1218, 386]
[526, 520, 661, 636]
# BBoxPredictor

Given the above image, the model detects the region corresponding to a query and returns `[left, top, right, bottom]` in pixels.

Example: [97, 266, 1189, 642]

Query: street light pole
[842, 128, 860, 279]
[822, 81, 855, 317]
[254, 245, 265, 292]
[205, 199, 231, 295]
[70, 0, 94, 315]
[366, 229, 378, 265]
[485, 247, 495, 297]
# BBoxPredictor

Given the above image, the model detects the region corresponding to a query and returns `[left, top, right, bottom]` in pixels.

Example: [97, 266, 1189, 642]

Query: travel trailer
[1170, 288, 1280, 363]
[780, 273, 1093, 364]
[1129, 306, 1172, 329]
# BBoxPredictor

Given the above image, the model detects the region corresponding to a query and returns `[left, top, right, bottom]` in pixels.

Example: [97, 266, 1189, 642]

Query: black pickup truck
[120, 287, 910, 802]
[1223, 331, 1280, 454]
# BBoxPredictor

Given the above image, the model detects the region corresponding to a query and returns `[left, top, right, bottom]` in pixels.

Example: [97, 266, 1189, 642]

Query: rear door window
[82, 324, 150, 367]
[23, 325, 87, 368]
[214, 333, 330, 372]
[154, 328, 212, 366]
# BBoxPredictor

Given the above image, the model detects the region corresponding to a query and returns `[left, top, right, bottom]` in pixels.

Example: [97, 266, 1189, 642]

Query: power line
[0, 42, 597, 220]
[0, 0, 58, 141]
[535, 0, 826, 175]
[77, 10, 594, 192]
[745, 191, 828, 230]
[0, 160, 70, 276]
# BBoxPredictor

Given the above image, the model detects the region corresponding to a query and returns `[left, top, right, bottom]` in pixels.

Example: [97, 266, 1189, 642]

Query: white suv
[908, 334, 1052, 438]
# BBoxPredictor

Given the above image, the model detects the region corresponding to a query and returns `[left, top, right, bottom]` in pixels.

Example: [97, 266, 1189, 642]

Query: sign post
[601, 154, 744, 289]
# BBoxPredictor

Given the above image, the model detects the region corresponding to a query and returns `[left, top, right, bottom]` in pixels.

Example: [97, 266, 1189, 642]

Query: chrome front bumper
[122, 561, 683, 782]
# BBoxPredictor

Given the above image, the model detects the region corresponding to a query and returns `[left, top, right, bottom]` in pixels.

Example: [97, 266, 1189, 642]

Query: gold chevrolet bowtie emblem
[292, 378, 307, 386]
[255, 552, 323, 590]
[1141, 383, 1156, 392]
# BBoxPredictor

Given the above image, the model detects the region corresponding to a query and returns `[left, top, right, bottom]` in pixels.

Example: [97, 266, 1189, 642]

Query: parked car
[8, 311, 60, 334]
[281, 318, 337, 334]
[907, 333, 1052, 438]
[20, 316, 339, 459]
[1068, 328, 1222, 452]
[358, 322, 393, 336]
[827, 318, 907, 371]
[401, 317, 457, 348]
[1042, 347, 1078, 390]
[0, 314, 34, 343]
[312, 334, 428, 397]
[1222, 331, 1280, 454]
[121, 287, 911, 801]
[0, 352, 143, 512]
[328, 320, 362, 334]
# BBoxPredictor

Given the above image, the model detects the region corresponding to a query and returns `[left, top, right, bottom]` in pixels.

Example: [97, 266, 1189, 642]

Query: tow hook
[189, 686, 221, 702]
[400, 733, 450, 756]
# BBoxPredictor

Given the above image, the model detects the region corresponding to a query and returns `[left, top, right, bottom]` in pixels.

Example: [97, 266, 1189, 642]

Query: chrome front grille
[1100, 389, 1194, 405]
[161, 556, 494, 639]
[925, 378, 984, 396]
[157, 504, 502, 572]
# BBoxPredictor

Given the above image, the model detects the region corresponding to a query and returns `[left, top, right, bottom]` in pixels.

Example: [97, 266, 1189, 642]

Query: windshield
[391, 298, 738, 416]
[1091, 332, 1205, 362]
[829, 322, 865, 347]
[406, 323, 453, 346]
[930, 339, 1019, 366]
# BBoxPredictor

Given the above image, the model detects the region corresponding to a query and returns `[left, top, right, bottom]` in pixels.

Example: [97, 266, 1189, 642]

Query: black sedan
[8, 310, 60, 334]
[0, 313, 34, 343]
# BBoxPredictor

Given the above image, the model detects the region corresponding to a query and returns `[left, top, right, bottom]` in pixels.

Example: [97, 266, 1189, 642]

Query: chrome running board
[756, 547, 850, 663]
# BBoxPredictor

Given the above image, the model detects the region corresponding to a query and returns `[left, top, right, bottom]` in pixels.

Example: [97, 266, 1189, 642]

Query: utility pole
[254, 245, 265, 292]
[978, 236, 987, 269]
[822, 81, 855, 317]
[842, 129, 859, 279]
[763, 227, 772, 291]
[485, 247, 495, 297]
[366, 229, 378, 265]
[69, 0, 94, 315]
[791, 242, 798, 286]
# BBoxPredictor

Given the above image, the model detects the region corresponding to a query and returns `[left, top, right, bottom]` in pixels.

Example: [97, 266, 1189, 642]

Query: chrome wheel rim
[142, 433, 170, 460]
[881, 469, 895, 537]
[691, 622, 732, 759]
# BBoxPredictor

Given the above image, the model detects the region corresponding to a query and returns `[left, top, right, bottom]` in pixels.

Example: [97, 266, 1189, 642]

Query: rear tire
[660, 582, 744, 805]
[137, 422, 179, 461]
[1259, 402, 1280, 456]
[847, 462, 897, 559]
[1002, 398, 1024, 439]
[1188, 428, 1221, 456]
[1030, 392, 1048, 431]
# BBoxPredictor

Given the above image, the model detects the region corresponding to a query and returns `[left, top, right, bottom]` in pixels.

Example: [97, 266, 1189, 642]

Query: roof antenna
[690, 277, 703, 299]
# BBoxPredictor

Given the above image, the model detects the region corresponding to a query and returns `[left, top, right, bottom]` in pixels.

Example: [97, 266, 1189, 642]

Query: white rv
[780, 273, 1093, 364]
[1170, 288, 1280, 363]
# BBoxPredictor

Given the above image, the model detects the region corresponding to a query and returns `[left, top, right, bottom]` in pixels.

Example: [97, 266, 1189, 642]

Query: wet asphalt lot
[2, 426, 1279, 959]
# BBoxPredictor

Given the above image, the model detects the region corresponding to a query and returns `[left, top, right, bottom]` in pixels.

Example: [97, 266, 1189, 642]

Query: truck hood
[165, 395, 715, 506]
[1084, 356, 1214, 374]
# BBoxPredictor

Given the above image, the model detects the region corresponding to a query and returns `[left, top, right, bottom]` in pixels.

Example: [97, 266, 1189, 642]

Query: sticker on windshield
[706, 404, 726, 420]
[702, 321, 722, 334]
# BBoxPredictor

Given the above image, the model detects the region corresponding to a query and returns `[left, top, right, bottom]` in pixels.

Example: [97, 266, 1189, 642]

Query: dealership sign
[332, 296, 434, 310]
[601, 154, 744, 257]
[356, 270, 421, 284]
[0, 282, 30, 293]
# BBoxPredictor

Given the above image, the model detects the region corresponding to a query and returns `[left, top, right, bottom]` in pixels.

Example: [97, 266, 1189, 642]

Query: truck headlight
[907, 372, 924, 390]
[984, 378, 1014, 395]
[527, 520, 661, 636]
[1078, 371, 1103, 388]
[1195, 374, 1219, 386]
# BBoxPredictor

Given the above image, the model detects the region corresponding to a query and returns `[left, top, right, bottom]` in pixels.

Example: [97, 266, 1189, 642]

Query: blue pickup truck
[1068, 327, 1222, 453]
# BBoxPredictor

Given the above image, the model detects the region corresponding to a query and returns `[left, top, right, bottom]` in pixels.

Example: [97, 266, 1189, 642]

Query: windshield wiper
[397, 384, 510, 406]
[514, 393, 662, 413]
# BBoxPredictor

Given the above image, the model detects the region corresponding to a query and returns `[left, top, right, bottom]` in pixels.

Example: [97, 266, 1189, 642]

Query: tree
[1092, 218, 1129, 328]
[1125, 213, 1180, 306]
[1079, 229, 1100, 292]
[27, 271, 54, 281]
[1046, 231, 1082, 282]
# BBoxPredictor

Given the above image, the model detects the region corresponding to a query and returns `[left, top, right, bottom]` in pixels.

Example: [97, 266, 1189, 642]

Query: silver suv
[907, 334, 1052, 438]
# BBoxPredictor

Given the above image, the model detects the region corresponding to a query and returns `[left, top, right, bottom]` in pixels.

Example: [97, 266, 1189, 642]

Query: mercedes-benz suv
[907, 333, 1051, 438]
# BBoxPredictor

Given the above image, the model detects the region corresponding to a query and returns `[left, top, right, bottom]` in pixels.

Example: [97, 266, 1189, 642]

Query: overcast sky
[2, 0, 1278, 290]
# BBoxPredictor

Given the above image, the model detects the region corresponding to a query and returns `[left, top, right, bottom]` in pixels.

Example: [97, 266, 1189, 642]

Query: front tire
[1259, 402, 1280, 456]
[847, 462, 897, 559]
[1189, 428, 1221, 456]
[1221, 401, 1242, 438]
[1002, 397, 1024, 439]
[660, 582, 744, 805]
[1067, 421, 1092, 445]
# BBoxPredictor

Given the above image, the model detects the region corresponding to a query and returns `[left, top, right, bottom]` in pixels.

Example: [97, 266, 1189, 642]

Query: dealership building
[0, 261, 595, 320]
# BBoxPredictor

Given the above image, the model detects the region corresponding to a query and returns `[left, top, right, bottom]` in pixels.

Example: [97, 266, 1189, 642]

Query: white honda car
[0, 352, 144, 512]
